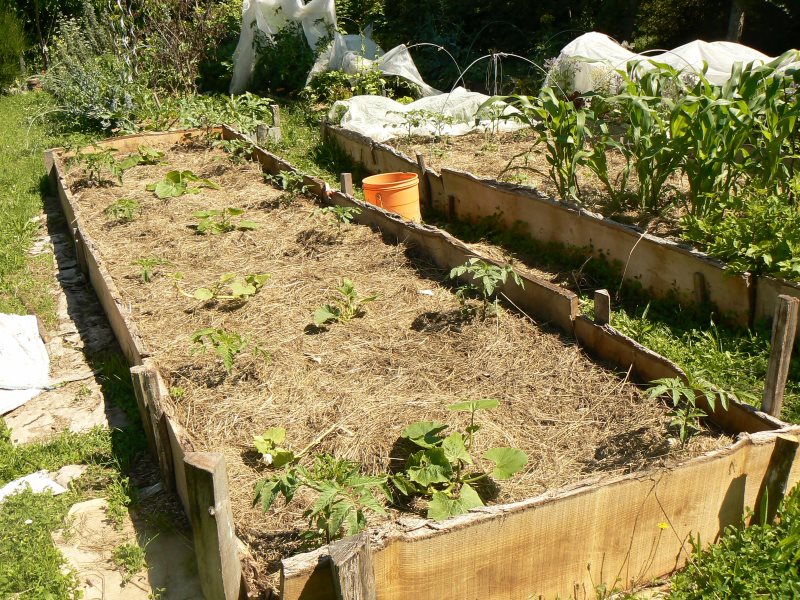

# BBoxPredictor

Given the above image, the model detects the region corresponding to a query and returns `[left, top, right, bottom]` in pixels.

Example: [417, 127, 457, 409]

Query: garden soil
[65, 140, 731, 593]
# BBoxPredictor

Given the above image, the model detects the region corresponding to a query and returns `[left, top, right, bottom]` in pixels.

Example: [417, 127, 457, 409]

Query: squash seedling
[104, 198, 140, 223]
[392, 399, 528, 521]
[172, 272, 269, 302]
[146, 170, 219, 199]
[190, 327, 268, 374]
[193, 207, 259, 234]
[313, 278, 377, 326]
[449, 258, 523, 318]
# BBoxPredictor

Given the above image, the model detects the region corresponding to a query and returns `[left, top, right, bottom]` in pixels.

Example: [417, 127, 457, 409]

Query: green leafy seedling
[264, 169, 309, 206]
[392, 399, 527, 521]
[253, 427, 295, 468]
[190, 327, 267, 374]
[131, 256, 172, 282]
[193, 207, 259, 234]
[449, 258, 523, 317]
[314, 206, 362, 228]
[215, 138, 255, 164]
[173, 272, 269, 302]
[67, 145, 126, 185]
[104, 198, 140, 223]
[118, 145, 166, 170]
[313, 278, 377, 326]
[146, 170, 220, 199]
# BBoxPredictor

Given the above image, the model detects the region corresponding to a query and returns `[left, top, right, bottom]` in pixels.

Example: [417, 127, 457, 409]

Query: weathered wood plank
[754, 434, 799, 523]
[594, 289, 611, 325]
[184, 452, 244, 600]
[763, 295, 800, 416]
[329, 532, 376, 600]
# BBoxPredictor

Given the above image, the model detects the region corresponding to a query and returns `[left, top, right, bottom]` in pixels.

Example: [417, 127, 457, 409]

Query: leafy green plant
[646, 376, 737, 444]
[112, 542, 146, 585]
[253, 427, 295, 468]
[264, 169, 310, 206]
[119, 145, 166, 169]
[193, 207, 259, 234]
[313, 278, 377, 326]
[190, 327, 267, 374]
[388, 109, 456, 141]
[449, 258, 523, 317]
[314, 205, 361, 227]
[103, 198, 140, 223]
[131, 257, 171, 283]
[253, 453, 390, 545]
[146, 170, 219, 198]
[173, 272, 269, 302]
[391, 399, 527, 520]
[215, 138, 255, 164]
[68, 145, 126, 186]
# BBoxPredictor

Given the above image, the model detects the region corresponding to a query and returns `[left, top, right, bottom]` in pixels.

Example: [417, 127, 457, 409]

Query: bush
[251, 23, 319, 95]
[0, 8, 26, 89]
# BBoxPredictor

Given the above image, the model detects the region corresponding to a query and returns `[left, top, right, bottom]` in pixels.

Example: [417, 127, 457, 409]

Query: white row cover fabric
[0, 314, 49, 415]
[552, 32, 800, 93]
[330, 87, 525, 143]
[230, 0, 337, 94]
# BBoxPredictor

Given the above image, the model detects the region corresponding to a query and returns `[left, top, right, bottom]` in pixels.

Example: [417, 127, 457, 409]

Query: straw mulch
[67, 141, 730, 592]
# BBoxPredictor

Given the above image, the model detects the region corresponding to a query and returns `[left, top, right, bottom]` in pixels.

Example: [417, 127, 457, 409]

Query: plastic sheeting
[230, 0, 337, 94]
[0, 471, 67, 503]
[330, 87, 525, 143]
[552, 32, 800, 93]
[0, 314, 49, 415]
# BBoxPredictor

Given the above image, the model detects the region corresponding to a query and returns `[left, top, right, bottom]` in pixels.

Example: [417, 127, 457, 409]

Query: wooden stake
[320, 117, 328, 143]
[270, 104, 281, 128]
[693, 272, 707, 306]
[340, 173, 354, 196]
[184, 452, 244, 600]
[754, 434, 799, 523]
[329, 531, 376, 600]
[594, 289, 611, 326]
[763, 295, 799, 417]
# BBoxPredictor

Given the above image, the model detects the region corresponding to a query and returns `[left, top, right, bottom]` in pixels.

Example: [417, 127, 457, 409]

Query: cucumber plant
[146, 170, 219, 199]
[449, 258, 523, 317]
[392, 399, 528, 521]
[104, 198, 140, 223]
[313, 278, 377, 326]
[173, 272, 269, 302]
[193, 207, 259, 234]
[190, 327, 267, 374]
[253, 427, 295, 468]
[254, 452, 390, 545]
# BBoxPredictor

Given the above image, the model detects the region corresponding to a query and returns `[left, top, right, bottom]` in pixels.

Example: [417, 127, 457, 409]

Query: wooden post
[754, 434, 799, 523]
[270, 104, 281, 128]
[763, 295, 799, 417]
[255, 123, 267, 145]
[416, 152, 431, 210]
[329, 531, 376, 600]
[594, 289, 611, 326]
[340, 173, 354, 196]
[130, 366, 158, 457]
[320, 117, 328, 143]
[184, 452, 244, 600]
[130, 365, 175, 492]
[693, 272, 707, 306]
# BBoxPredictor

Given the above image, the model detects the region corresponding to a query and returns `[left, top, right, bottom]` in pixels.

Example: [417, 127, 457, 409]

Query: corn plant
[193, 207, 259, 234]
[449, 258, 523, 318]
[146, 170, 219, 199]
[313, 278, 377, 326]
[190, 327, 267, 374]
[173, 272, 269, 302]
[391, 399, 527, 521]
[254, 453, 390, 545]
[104, 198, 140, 223]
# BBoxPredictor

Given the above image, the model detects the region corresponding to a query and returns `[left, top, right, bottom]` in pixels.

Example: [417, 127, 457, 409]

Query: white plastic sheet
[0, 314, 49, 415]
[552, 32, 800, 93]
[330, 87, 526, 143]
[0, 471, 67, 503]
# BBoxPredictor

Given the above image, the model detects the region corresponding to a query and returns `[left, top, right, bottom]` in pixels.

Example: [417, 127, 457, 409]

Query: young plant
[646, 376, 736, 444]
[264, 169, 309, 206]
[314, 205, 361, 228]
[146, 170, 220, 199]
[449, 258, 523, 317]
[118, 145, 166, 169]
[131, 256, 171, 283]
[254, 453, 390, 545]
[313, 278, 377, 326]
[173, 272, 269, 302]
[190, 327, 267, 374]
[193, 207, 259, 234]
[215, 138, 255, 164]
[67, 145, 125, 186]
[104, 198, 140, 223]
[253, 427, 295, 468]
[392, 399, 528, 520]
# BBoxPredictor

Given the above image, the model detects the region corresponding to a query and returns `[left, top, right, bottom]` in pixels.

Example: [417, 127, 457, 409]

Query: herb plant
[193, 207, 259, 234]
[146, 170, 219, 199]
[449, 258, 523, 317]
[254, 453, 390, 545]
[264, 169, 309, 206]
[392, 399, 528, 520]
[103, 198, 140, 223]
[313, 278, 377, 326]
[173, 272, 269, 302]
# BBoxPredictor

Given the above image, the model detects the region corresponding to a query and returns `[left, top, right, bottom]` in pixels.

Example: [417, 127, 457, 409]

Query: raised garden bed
[45, 128, 800, 600]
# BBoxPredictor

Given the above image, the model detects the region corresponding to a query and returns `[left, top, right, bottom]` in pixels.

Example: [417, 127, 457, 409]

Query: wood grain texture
[329, 532, 376, 600]
[763, 295, 800, 416]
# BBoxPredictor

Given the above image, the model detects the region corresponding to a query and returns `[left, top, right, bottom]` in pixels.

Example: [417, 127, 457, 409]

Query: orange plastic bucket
[362, 172, 421, 222]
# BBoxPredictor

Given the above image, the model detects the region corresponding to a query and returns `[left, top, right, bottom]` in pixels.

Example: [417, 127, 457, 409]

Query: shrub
[251, 22, 319, 94]
[0, 8, 26, 89]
